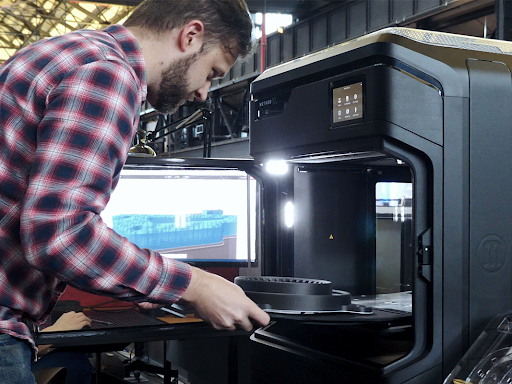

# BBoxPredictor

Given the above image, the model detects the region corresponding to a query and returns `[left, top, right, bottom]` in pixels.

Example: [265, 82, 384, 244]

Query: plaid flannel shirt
[0, 24, 192, 352]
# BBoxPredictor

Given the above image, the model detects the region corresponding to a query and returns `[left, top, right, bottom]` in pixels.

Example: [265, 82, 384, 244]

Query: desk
[35, 309, 248, 384]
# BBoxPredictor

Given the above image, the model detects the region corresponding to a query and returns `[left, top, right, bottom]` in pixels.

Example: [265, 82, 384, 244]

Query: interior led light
[284, 201, 294, 228]
[265, 160, 288, 175]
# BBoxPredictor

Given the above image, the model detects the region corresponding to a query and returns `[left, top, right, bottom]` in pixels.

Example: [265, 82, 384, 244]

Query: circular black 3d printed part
[244, 291, 352, 312]
[235, 276, 351, 312]
[234, 276, 333, 295]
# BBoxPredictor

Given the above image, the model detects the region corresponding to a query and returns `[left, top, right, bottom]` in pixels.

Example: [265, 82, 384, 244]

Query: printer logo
[259, 98, 276, 107]
[477, 235, 507, 273]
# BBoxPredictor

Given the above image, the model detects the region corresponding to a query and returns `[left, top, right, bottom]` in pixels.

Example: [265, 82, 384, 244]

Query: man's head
[124, 0, 253, 59]
[124, 0, 253, 114]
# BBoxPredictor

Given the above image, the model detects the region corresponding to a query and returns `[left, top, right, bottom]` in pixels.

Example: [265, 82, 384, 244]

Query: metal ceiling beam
[495, 0, 512, 40]
[245, 0, 334, 14]
[0, 32, 15, 47]
[413, 0, 494, 31]
[28, 1, 100, 31]
[20, 0, 63, 48]
[1, 6, 47, 37]
[0, 0, 135, 64]
[0, 14, 30, 38]
[71, 2, 110, 24]
[76, 0, 141, 6]
[76, 0, 337, 15]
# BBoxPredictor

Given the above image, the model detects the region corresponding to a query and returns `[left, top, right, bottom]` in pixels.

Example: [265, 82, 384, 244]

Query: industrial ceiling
[0, 0, 136, 64]
[0, 0, 498, 65]
[0, 0, 347, 64]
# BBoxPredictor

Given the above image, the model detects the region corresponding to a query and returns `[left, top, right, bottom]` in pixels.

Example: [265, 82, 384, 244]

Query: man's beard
[153, 52, 200, 115]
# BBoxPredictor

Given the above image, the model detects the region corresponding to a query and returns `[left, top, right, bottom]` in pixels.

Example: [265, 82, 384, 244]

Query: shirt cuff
[146, 254, 193, 304]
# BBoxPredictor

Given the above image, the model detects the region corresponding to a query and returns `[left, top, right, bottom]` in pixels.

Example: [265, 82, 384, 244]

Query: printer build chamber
[245, 28, 512, 383]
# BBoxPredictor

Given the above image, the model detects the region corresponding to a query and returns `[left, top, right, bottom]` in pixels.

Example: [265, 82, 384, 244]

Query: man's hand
[37, 311, 92, 353]
[42, 311, 92, 332]
[137, 302, 161, 310]
[181, 267, 270, 331]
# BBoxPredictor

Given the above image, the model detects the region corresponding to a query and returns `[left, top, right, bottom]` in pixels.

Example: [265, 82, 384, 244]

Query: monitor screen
[101, 165, 258, 266]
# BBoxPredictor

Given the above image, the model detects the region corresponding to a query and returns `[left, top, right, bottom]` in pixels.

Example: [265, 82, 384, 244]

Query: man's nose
[195, 82, 211, 102]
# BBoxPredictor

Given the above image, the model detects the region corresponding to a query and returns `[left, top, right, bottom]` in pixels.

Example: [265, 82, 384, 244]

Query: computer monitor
[101, 159, 258, 267]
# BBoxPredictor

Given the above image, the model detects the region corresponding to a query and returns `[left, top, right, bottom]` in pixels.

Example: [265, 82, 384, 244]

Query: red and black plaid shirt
[0, 25, 191, 352]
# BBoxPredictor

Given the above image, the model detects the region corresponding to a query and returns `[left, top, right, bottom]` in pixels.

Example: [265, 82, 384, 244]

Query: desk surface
[35, 308, 247, 348]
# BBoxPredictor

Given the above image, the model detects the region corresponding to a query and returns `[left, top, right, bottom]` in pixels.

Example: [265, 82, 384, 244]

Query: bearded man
[0, 1, 270, 381]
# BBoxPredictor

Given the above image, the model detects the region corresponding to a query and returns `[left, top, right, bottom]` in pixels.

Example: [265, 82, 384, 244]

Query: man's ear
[179, 20, 204, 53]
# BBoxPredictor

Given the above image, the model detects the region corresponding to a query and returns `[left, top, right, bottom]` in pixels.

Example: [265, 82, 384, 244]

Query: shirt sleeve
[20, 60, 192, 304]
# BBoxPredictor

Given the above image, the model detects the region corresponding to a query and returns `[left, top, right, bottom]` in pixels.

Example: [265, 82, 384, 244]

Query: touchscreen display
[332, 82, 363, 123]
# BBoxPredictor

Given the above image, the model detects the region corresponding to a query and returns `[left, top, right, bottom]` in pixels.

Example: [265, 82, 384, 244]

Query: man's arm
[21, 60, 191, 304]
[182, 267, 270, 330]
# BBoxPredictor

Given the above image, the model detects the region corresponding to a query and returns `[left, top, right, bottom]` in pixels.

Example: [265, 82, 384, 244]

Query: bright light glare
[265, 160, 288, 175]
[284, 201, 294, 228]
[253, 13, 293, 38]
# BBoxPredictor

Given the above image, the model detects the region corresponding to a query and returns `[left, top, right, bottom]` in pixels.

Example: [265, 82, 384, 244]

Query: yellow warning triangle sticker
[329, 234, 334, 240]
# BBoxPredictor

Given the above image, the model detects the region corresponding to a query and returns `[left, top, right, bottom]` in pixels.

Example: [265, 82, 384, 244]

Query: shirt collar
[103, 24, 148, 102]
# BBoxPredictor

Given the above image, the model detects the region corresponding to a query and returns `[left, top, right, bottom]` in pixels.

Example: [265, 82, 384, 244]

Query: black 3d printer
[242, 27, 512, 383]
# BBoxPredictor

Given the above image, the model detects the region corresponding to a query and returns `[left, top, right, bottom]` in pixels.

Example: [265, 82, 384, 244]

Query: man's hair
[124, 0, 253, 58]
